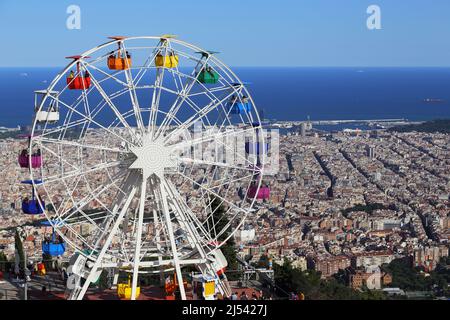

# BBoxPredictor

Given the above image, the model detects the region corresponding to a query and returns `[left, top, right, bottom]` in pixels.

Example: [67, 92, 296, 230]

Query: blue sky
[1, 0, 450, 67]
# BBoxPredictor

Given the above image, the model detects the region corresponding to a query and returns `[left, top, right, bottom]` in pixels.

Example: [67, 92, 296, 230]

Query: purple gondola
[18, 153, 42, 169]
[247, 184, 270, 200]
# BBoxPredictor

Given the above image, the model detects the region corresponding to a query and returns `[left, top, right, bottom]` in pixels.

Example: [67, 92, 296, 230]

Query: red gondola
[66, 56, 91, 90]
[67, 76, 91, 90]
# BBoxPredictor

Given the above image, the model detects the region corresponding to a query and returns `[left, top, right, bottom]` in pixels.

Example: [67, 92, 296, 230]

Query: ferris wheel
[27, 35, 267, 300]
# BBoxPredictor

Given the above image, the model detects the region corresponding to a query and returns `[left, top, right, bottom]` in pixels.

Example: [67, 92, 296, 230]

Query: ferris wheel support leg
[73, 184, 138, 300]
[159, 180, 186, 300]
[164, 180, 232, 298]
[131, 177, 146, 300]
[152, 208, 165, 286]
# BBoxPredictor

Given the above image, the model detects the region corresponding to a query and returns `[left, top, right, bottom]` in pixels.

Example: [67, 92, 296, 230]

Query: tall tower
[366, 145, 375, 159]
[300, 123, 306, 137]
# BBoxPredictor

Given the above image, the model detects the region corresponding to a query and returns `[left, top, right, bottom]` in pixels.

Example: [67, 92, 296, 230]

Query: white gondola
[34, 90, 60, 124]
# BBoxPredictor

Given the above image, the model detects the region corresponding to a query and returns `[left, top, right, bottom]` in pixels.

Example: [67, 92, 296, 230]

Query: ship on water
[423, 98, 445, 103]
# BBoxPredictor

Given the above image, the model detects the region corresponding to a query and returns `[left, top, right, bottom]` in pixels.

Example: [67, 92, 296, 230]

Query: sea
[1, 67, 450, 128]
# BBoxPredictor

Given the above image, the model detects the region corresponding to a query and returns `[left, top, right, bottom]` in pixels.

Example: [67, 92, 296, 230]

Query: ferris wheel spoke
[40, 115, 84, 134]
[53, 173, 112, 222]
[157, 178, 187, 300]
[121, 41, 146, 135]
[170, 128, 259, 169]
[38, 142, 80, 171]
[147, 42, 170, 136]
[81, 62, 140, 143]
[162, 182, 212, 259]
[51, 87, 130, 141]
[49, 95, 137, 148]
[164, 179, 214, 244]
[181, 81, 241, 128]
[206, 173, 254, 191]
[36, 136, 125, 154]
[131, 176, 146, 300]
[169, 126, 255, 149]
[133, 47, 160, 86]
[85, 63, 129, 87]
[86, 170, 140, 254]
[44, 160, 122, 184]
[176, 157, 256, 173]
[163, 90, 236, 144]
[154, 55, 210, 139]
[187, 84, 238, 97]
[54, 170, 85, 216]
[159, 89, 219, 141]
[172, 170, 247, 216]
[75, 181, 138, 300]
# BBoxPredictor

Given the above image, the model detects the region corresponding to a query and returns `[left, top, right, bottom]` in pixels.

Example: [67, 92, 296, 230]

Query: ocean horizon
[1, 67, 450, 128]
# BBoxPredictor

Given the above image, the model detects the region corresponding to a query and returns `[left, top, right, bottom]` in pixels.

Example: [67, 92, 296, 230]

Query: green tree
[333, 269, 348, 286]
[46, 203, 56, 213]
[97, 270, 110, 290]
[381, 257, 428, 291]
[208, 196, 239, 280]
[14, 230, 25, 270]
[382, 256, 450, 295]
[257, 254, 270, 269]
[273, 259, 384, 300]
[0, 251, 9, 272]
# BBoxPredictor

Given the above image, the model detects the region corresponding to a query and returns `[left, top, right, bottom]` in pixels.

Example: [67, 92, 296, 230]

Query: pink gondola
[18, 152, 42, 169]
[247, 185, 270, 200]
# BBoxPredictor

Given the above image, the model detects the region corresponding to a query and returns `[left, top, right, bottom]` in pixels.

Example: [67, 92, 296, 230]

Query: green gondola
[197, 67, 219, 84]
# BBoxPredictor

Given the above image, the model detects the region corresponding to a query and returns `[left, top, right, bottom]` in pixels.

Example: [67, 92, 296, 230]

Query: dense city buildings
[234, 127, 449, 290]
[0, 126, 449, 293]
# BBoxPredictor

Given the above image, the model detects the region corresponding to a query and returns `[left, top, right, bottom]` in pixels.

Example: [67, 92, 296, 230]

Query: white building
[235, 228, 256, 243]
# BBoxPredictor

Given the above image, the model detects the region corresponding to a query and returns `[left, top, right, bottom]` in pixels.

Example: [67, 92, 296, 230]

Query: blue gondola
[42, 241, 65, 257]
[42, 232, 65, 257]
[22, 200, 45, 215]
[245, 142, 270, 155]
[21, 180, 45, 215]
[229, 102, 252, 115]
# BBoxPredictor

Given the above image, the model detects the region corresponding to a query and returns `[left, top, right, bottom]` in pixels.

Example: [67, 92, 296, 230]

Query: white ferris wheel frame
[28, 36, 266, 300]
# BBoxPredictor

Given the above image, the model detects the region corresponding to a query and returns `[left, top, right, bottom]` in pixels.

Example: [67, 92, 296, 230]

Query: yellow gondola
[117, 275, 141, 300]
[155, 54, 179, 68]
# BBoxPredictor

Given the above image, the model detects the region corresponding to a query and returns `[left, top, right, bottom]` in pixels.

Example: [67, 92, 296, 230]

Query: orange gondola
[107, 37, 132, 70]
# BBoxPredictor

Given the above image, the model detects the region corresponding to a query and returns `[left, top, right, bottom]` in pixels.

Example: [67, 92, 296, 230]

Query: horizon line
[1, 65, 450, 69]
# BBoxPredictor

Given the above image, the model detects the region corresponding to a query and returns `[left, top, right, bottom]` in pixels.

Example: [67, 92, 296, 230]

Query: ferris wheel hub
[128, 135, 176, 180]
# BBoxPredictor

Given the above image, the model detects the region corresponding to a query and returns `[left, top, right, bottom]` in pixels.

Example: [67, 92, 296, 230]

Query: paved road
[0, 279, 21, 300]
